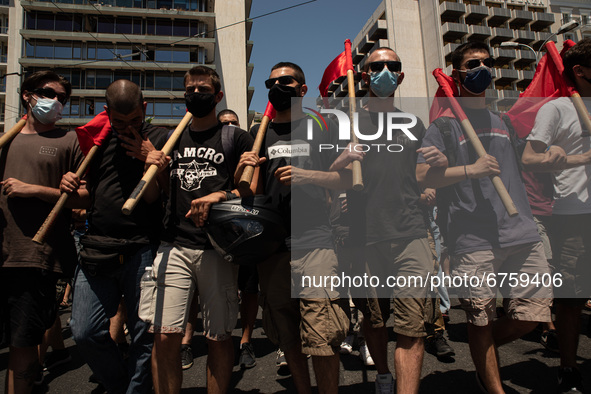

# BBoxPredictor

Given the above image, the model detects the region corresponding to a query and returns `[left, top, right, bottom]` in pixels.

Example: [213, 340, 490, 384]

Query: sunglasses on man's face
[221, 120, 239, 126]
[368, 61, 402, 73]
[264, 75, 299, 89]
[32, 88, 68, 105]
[463, 57, 495, 70]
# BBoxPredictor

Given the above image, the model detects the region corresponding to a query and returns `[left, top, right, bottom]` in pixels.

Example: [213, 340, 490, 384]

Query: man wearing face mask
[416, 42, 552, 393]
[236, 61, 353, 394]
[60, 79, 169, 394]
[329, 47, 433, 394]
[139, 66, 255, 394]
[0, 70, 84, 393]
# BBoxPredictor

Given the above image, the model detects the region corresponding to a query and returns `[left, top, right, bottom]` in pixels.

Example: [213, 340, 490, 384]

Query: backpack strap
[433, 117, 456, 167]
[221, 124, 237, 187]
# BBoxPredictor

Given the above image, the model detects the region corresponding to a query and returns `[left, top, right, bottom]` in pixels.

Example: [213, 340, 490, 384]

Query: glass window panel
[96, 70, 112, 89]
[25, 41, 34, 57]
[98, 18, 114, 34]
[154, 49, 172, 63]
[116, 18, 133, 35]
[87, 44, 96, 59]
[85, 99, 95, 115]
[132, 18, 142, 35]
[172, 49, 189, 63]
[71, 99, 79, 115]
[146, 19, 156, 35]
[134, 0, 143, 8]
[157, 0, 172, 9]
[145, 72, 154, 89]
[146, 101, 154, 116]
[115, 46, 132, 59]
[156, 20, 172, 36]
[95, 100, 106, 115]
[36, 12, 54, 30]
[155, 72, 170, 90]
[174, 0, 187, 10]
[172, 101, 185, 117]
[146, 0, 156, 9]
[73, 42, 81, 59]
[114, 71, 130, 82]
[131, 71, 141, 86]
[97, 45, 113, 60]
[54, 43, 71, 59]
[86, 70, 96, 89]
[62, 101, 70, 116]
[73, 15, 83, 32]
[189, 22, 198, 37]
[71, 70, 81, 88]
[173, 20, 189, 36]
[154, 101, 170, 117]
[55, 14, 73, 32]
[36, 43, 53, 58]
[26, 13, 35, 29]
[172, 72, 184, 90]
[84, 16, 98, 33]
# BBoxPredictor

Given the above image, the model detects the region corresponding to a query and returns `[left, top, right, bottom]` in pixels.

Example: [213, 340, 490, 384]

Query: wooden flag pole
[0, 118, 26, 150]
[344, 39, 364, 191]
[239, 102, 274, 190]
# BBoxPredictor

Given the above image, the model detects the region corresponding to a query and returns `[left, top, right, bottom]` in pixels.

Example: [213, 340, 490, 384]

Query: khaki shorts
[355, 238, 432, 338]
[258, 250, 349, 356]
[139, 242, 238, 341]
[451, 242, 553, 326]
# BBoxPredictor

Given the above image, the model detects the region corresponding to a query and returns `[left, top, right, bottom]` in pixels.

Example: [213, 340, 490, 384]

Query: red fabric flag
[429, 68, 460, 123]
[263, 101, 276, 120]
[506, 40, 577, 138]
[318, 39, 354, 107]
[75, 111, 112, 155]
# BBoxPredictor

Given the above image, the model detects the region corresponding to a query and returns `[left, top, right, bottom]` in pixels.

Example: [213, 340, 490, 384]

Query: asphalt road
[2, 300, 591, 393]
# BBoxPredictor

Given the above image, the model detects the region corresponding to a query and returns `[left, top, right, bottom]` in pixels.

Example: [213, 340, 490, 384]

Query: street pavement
[2, 300, 591, 393]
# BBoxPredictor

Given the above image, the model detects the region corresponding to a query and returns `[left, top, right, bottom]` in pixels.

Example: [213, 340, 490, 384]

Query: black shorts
[0, 268, 59, 348]
[238, 264, 259, 295]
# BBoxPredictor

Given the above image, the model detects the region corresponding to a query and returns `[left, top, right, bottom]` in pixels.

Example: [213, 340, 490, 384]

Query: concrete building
[1, 0, 253, 132]
[323, 0, 573, 113]
[549, 0, 591, 45]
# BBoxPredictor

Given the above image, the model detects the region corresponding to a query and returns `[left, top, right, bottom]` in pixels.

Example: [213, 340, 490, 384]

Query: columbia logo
[270, 149, 277, 155]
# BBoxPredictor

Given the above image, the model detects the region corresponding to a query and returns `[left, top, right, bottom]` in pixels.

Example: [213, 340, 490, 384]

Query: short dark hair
[451, 41, 491, 69]
[105, 79, 144, 115]
[563, 38, 591, 84]
[21, 70, 71, 108]
[362, 47, 399, 72]
[184, 66, 221, 93]
[217, 109, 238, 122]
[271, 62, 306, 85]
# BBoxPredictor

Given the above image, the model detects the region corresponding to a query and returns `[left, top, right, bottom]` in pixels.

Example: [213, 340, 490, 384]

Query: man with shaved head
[61, 79, 169, 393]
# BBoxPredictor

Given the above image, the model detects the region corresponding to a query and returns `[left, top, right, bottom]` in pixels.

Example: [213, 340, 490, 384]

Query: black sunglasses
[32, 88, 68, 105]
[463, 57, 495, 70]
[221, 120, 239, 126]
[264, 75, 299, 89]
[368, 61, 402, 73]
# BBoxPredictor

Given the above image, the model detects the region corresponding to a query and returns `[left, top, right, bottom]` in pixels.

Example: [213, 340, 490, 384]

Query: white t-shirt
[528, 97, 591, 215]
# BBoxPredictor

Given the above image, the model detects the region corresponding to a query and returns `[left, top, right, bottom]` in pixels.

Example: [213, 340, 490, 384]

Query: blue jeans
[70, 245, 156, 394]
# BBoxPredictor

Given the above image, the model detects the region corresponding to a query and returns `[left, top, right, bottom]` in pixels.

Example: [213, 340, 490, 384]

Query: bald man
[61, 79, 169, 393]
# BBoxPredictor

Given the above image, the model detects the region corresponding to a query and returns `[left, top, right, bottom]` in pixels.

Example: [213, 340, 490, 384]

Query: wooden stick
[238, 102, 274, 190]
[0, 118, 26, 150]
[344, 39, 363, 191]
[571, 93, 591, 136]
[122, 111, 193, 215]
[33, 144, 100, 244]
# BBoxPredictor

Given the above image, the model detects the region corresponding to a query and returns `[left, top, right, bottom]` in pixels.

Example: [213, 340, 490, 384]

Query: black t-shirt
[251, 117, 338, 251]
[163, 122, 253, 248]
[349, 109, 428, 245]
[87, 123, 168, 244]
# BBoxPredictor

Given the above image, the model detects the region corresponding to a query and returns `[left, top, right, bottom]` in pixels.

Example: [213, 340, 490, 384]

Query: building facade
[1, 0, 253, 132]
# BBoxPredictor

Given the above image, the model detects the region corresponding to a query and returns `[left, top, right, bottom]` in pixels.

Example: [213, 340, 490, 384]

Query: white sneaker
[359, 342, 374, 366]
[375, 373, 395, 394]
[339, 334, 354, 355]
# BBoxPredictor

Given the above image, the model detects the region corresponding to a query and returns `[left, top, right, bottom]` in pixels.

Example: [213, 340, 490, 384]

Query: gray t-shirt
[418, 108, 539, 255]
[528, 97, 591, 215]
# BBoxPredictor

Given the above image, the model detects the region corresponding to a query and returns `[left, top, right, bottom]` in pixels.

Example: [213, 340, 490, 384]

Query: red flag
[75, 111, 112, 155]
[506, 40, 577, 138]
[429, 68, 460, 123]
[318, 39, 354, 106]
[263, 101, 276, 120]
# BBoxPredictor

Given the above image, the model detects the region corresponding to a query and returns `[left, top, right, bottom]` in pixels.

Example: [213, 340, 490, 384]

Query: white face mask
[30, 97, 63, 125]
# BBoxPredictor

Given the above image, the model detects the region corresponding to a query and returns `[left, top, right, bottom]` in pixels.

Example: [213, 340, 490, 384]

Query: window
[98, 18, 114, 34]
[36, 43, 53, 58]
[173, 20, 189, 36]
[156, 20, 172, 36]
[96, 71, 112, 89]
[36, 12, 54, 30]
[172, 49, 190, 63]
[117, 17, 133, 35]
[54, 43, 72, 59]
[154, 101, 171, 117]
[55, 14, 73, 32]
[69, 98, 79, 115]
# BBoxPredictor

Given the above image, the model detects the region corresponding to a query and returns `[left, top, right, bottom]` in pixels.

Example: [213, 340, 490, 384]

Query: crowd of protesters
[0, 37, 590, 394]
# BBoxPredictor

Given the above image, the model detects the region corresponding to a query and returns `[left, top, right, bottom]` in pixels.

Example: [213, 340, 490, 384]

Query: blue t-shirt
[418, 108, 539, 255]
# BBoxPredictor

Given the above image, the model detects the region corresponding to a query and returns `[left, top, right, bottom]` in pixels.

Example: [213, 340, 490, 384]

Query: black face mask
[268, 84, 298, 111]
[185, 92, 217, 118]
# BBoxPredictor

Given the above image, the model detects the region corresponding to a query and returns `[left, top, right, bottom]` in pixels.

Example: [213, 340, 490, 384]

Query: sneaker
[43, 348, 72, 371]
[557, 367, 583, 394]
[375, 373, 394, 394]
[540, 329, 559, 353]
[180, 344, 194, 370]
[359, 342, 374, 366]
[426, 331, 455, 357]
[276, 349, 287, 368]
[33, 364, 44, 385]
[239, 342, 256, 369]
[340, 334, 354, 355]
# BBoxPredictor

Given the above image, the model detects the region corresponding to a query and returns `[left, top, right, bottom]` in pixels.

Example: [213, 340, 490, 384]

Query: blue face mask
[461, 65, 492, 95]
[31, 97, 63, 124]
[370, 68, 399, 98]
